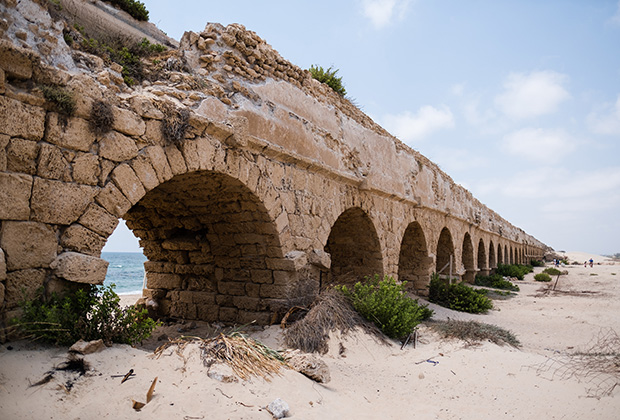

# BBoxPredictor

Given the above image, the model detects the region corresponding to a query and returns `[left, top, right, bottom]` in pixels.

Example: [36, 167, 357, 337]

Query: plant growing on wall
[309, 65, 347, 96]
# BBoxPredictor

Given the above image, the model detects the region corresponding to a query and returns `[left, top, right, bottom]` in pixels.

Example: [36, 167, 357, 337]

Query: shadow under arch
[497, 244, 504, 265]
[398, 221, 432, 295]
[462, 232, 476, 283]
[489, 240, 496, 270]
[324, 207, 383, 286]
[436, 227, 455, 279]
[125, 170, 287, 325]
[477, 238, 488, 276]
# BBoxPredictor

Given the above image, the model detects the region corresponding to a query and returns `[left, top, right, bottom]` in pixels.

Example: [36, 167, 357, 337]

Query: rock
[285, 351, 330, 383]
[0, 248, 6, 281]
[0, 173, 32, 220]
[31, 178, 97, 225]
[0, 221, 57, 270]
[207, 363, 237, 383]
[267, 398, 290, 419]
[69, 339, 106, 354]
[99, 131, 139, 162]
[51, 252, 109, 284]
[308, 249, 331, 270]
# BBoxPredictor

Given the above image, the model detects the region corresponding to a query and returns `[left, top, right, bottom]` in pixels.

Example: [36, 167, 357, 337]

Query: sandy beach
[1, 252, 618, 419]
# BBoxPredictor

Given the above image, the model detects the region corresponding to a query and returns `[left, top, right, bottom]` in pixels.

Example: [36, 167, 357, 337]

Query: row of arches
[127, 167, 541, 323]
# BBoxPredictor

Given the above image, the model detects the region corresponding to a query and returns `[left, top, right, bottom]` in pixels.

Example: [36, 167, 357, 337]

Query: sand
[1, 253, 618, 419]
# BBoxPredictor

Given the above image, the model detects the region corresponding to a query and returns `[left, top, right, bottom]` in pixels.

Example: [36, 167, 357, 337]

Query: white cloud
[587, 95, 620, 135]
[361, 0, 411, 29]
[502, 127, 577, 163]
[382, 105, 454, 143]
[495, 71, 570, 119]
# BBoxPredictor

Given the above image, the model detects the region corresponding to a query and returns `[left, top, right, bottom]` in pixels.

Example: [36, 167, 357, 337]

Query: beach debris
[284, 350, 331, 383]
[132, 376, 158, 411]
[121, 369, 134, 384]
[69, 339, 105, 355]
[283, 288, 387, 354]
[154, 332, 286, 380]
[215, 387, 233, 399]
[29, 372, 54, 388]
[267, 398, 290, 419]
[56, 356, 89, 375]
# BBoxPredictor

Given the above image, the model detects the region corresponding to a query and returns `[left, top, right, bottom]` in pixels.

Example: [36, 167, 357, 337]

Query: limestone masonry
[0, 0, 546, 337]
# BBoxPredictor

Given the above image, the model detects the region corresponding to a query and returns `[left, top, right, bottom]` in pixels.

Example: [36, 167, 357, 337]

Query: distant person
[584, 261, 587, 268]
[589, 258, 594, 268]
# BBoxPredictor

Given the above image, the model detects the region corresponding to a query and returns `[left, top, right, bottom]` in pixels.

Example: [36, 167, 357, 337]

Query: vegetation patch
[14, 284, 159, 346]
[309, 65, 347, 96]
[103, 0, 150, 21]
[534, 273, 552, 282]
[337, 275, 433, 339]
[543, 267, 562, 276]
[161, 103, 190, 144]
[89, 100, 115, 134]
[283, 288, 386, 354]
[40, 84, 76, 116]
[530, 259, 545, 267]
[428, 275, 493, 314]
[428, 319, 520, 347]
[496, 263, 533, 280]
[474, 273, 519, 291]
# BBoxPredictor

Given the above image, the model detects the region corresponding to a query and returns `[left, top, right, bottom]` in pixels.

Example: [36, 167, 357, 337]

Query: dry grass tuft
[282, 288, 387, 354]
[153, 332, 285, 381]
[428, 319, 521, 348]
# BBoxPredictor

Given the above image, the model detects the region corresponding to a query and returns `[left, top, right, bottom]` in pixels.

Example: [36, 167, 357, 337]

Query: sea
[102, 252, 147, 295]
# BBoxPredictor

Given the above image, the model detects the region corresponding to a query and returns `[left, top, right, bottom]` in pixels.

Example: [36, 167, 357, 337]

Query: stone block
[131, 96, 164, 120]
[31, 178, 98, 225]
[60, 224, 107, 256]
[0, 248, 5, 282]
[45, 113, 95, 152]
[309, 248, 331, 270]
[111, 106, 146, 136]
[144, 119, 165, 146]
[51, 252, 108, 284]
[37, 143, 71, 181]
[196, 303, 219, 321]
[0, 68, 4, 94]
[146, 272, 182, 289]
[232, 296, 260, 311]
[265, 257, 296, 272]
[0, 281, 5, 308]
[273, 270, 294, 286]
[78, 203, 119, 237]
[191, 291, 216, 305]
[0, 173, 33, 220]
[131, 154, 159, 191]
[180, 136, 216, 172]
[218, 306, 239, 323]
[72, 153, 100, 186]
[0, 134, 8, 171]
[142, 288, 167, 300]
[0, 41, 34, 80]
[111, 163, 146, 205]
[164, 144, 187, 175]
[144, 261, 176, 273]
[259, 284, 290, 299]
[162, 238, 200, 251]
[237, 310, 272, 326]
[96, 182, 132, 218]
[5, 268, 46, 309]
[144, 146, 173, 182]
[0, 221, 57, 270]
[7, 137, 39, 174]
[217, 280, 246, 296]
[99, 131, 139, 162]
[250, 269, 273, 284]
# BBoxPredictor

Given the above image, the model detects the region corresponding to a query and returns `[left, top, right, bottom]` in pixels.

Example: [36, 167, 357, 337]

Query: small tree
[309, 65, 347, 96]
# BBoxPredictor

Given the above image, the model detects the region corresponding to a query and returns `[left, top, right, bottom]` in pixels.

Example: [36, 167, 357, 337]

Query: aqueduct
[0, 0, 546, 335]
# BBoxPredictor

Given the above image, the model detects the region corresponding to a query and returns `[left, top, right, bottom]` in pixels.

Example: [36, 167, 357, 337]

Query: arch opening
[462, 233, 476, 283]
[497, 244, 504, 265]
[398, 221, 432, 295]
[125, 170, 288, 325]
[324, 207, 383, 286]
[489, 240, 496, 270]
[436, 227, 455, 280]
[477, 238, 488, 276]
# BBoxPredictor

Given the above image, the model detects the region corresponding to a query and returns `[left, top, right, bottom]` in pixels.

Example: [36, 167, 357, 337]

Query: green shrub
[309, 65, 347, 96]
[542, 267, 562, 276]
[474, 273, 519, 292]
[530, 259, 545, 267]
[337, 274, 432, 339]
[428, 276, 493, 314]
[14, 284, 158, 346]
[104, 0, 149, 21]
[40, 84, 76, 116]
[534, 273, 552, 282]
[496, 263, 533, 280]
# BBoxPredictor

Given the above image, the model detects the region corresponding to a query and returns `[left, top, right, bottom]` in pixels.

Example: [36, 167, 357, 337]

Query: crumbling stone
[51, 252, 108, 284]
[0, 221, 56, 270]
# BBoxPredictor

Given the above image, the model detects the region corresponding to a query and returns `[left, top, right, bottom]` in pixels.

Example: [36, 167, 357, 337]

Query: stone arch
[462, 232, 476, 283]
[509, 246, 514, 264]
[435, 227, 455, 279]
[324, 207, 383, 286]
[125, 170, 291, 325]
[497, 244, 504, 265]
[477, 238, 488, 276]
[489, 240, 496, 269]
[504, 245, 508, 265]
[398, 221, 432, 295]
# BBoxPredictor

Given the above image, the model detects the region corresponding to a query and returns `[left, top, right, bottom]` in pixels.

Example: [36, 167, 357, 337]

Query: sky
[104, 0, 620, 255]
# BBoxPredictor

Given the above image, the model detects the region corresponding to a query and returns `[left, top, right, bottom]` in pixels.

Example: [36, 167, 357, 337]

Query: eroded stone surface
[0, 221, 56, 271]
[51, 252, 108, 284]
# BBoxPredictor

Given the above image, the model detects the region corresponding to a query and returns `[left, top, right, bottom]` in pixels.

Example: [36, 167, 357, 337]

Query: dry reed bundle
[153, 332, 286, 380]
[283, 288, 386, 354]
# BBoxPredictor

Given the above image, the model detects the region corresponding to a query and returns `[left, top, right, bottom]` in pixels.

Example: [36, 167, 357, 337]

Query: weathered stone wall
[0, 1, 546, 337]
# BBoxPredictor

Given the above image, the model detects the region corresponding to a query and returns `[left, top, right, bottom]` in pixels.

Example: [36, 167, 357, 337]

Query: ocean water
[102, 252, 147, 295]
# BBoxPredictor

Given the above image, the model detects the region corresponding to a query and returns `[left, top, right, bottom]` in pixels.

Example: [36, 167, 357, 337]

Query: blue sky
[104, 0, 620, 255]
